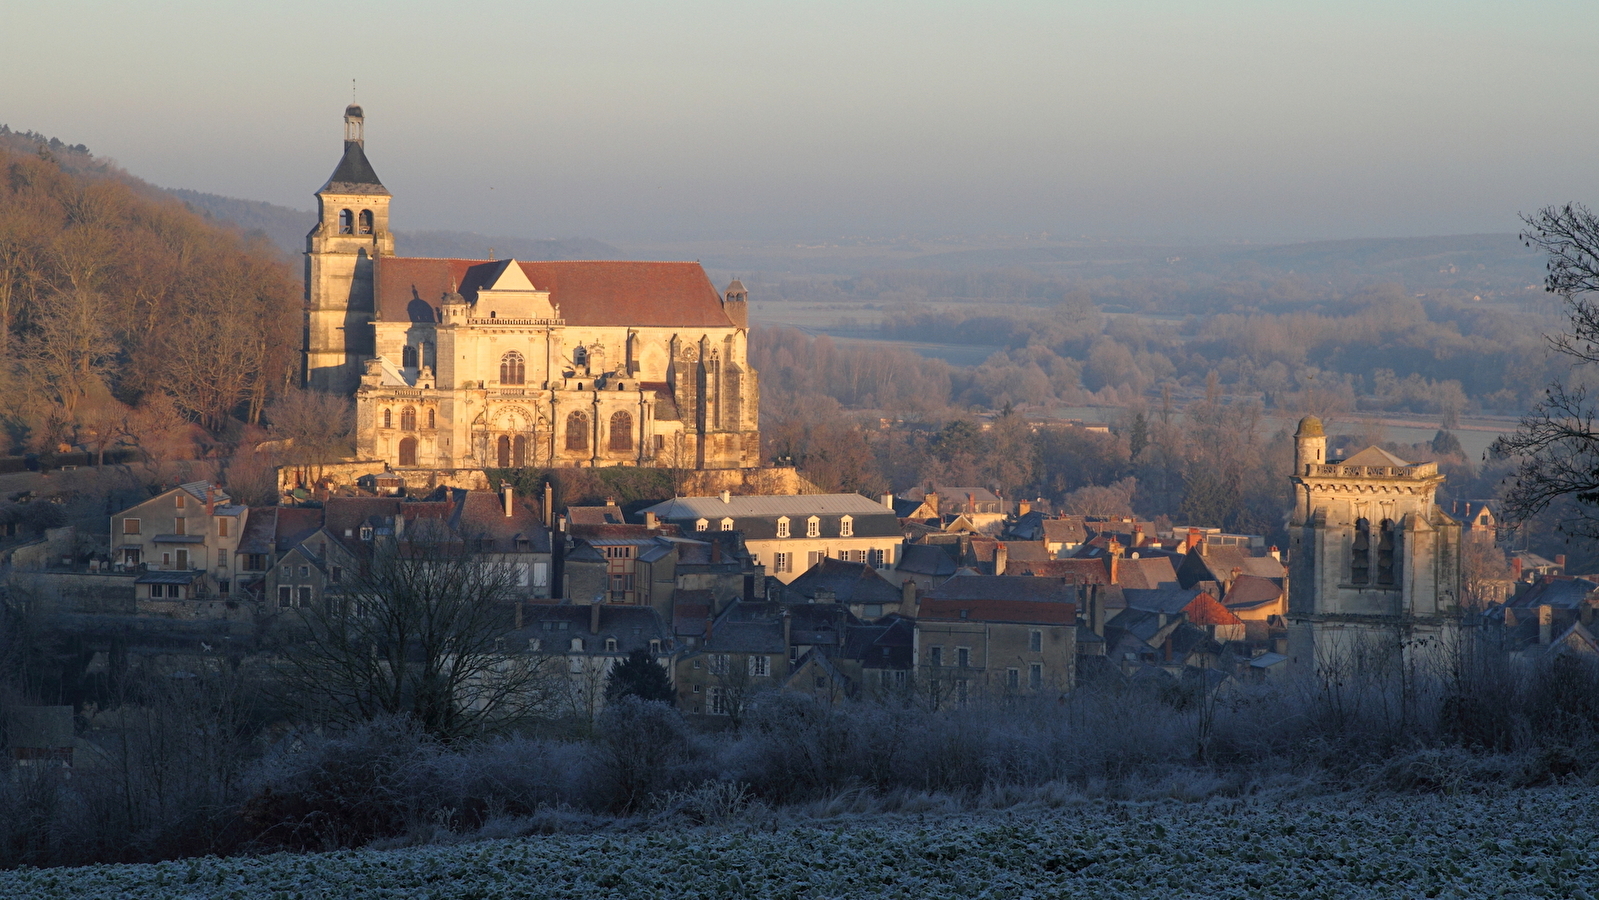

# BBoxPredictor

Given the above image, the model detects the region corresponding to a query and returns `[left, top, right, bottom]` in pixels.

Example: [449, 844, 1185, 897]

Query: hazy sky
[4, 1, 1597, 243]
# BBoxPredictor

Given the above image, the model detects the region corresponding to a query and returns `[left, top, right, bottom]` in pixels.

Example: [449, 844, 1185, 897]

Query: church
[1284, 416, 1464, 671]
[303, 105, 761, 472]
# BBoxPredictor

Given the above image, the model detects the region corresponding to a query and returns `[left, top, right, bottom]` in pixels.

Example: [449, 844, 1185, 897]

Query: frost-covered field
[5, 787, 1598, 899]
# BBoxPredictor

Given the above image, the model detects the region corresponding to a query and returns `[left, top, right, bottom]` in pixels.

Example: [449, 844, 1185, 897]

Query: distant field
[7, 787, 1597, 898]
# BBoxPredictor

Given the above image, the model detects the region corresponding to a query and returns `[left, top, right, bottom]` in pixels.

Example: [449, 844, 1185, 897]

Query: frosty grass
[4, 786, 1598, 899]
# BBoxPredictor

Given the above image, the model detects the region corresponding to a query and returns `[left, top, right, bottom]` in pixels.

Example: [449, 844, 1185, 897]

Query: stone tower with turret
[1285, 415, 1464, 672]
[304, 104, 395, 393]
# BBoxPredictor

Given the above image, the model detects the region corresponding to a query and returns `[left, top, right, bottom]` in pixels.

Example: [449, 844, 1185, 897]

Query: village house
[113, 482, 246, 603]
[641, 493, 901, 583]
[912, 594, 1077, 702]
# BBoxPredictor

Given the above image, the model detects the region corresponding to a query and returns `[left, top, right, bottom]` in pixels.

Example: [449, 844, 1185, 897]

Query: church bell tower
[304, 104, 395, 393]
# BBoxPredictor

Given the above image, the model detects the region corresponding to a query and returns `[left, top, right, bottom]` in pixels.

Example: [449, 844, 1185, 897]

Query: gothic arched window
[426, 409, 436, 429]
[398, 437, 417, 467]
[566, 411, 589, 451]
[358, 209, 374, 235]
[496, 435, 511, 468]
[609, 411, 633, 452]
[338, 209, 353, 234]
[382, 408, 392, 429]
[499, 351, 525, 385]
[1351, 518, 1371, 585]
[513, 434, 528, 467]
[402, 345, 418, 368]
[1377, 519, 1398, 585]
[400, 406, 416, 431]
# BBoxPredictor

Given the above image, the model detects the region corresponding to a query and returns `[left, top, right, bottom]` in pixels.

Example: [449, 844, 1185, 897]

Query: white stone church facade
[303, 106, 761, 473]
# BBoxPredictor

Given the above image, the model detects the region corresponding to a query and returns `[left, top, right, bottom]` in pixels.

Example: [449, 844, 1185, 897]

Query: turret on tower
[304, 104, 396, 393]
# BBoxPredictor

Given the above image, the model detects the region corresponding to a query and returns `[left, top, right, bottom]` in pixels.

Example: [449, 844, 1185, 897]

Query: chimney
[1504, 608, 1517, 628]
[927, 492, 939, 516]
[1512, 556, 1524, 581]
[1091, 584, 1105, 637]
[720, 490, 731, 504]
[901, 579, 918, 617]
[1109, 552, 1118, 585]
[591, 600, 602, 636]
[1539, 604, 1553, 645]
[1186, 528, 1202, 552]
[605, 496, 617, 508]
[644, 511, 659, 530]
[1018, 499, 1031, 517]
[881, 493, 894, 511]
[1269, 545, 1281, 562]
[205, 487, 215, 516]
[1132, 524, 1143, 548]
[994, 542, 1008, 576]
[1230, 566, 1243, 587]
[1556, 554, 1567, 570]
[503, 483, 514, 517]
[543, 485, 554, 528]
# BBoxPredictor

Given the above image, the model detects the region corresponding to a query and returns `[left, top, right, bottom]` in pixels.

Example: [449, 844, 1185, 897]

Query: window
[398, 437, 418, 467]
[427, 409, 436, 429]
[1030, 630, 1042, 653]
[565, 411, 589, 451]
[331, 566, 343, 584]
[1377, 519, 1398, 585]
[529, 638, 542, 652]
[863, 604, 882, 618]
[720, 518, 734, 532]
[299, 565, 309, 578]
[807, 551, 824, 569]
[610, 574, 633, 594]
[773, 552, 791, 574]
[692, 684, 701, 693]
[533, 563, 549, 587]
[708, 686, 727, 716]
[149, 584, 163, 599]
[609, 411, 633, 452]
[123, 517, 140, 535]
[840, 515, 853, 537]
[281, 565, 290, 577]
[278, 586, 292, 608]
[217, 517, 230, 538]
[496, 435, 511, 468]
[402, 345, 418, 368]
[956, 679, 969, 704]
[246, 554, 266, 571]
[710, 654, 730, 675]
[175, 549, 189, 569]
[867, 548, 885, 568]
[806, 516, 820, 538]
[298, 586, 313, 607]
[650, 639, 661, 654]
[123, 549, 141, 566]
[219, 580, 230, 595]
[1007, 668, 1020, 690]
[605, 638, 618, 652]
[173, 517, 185, 535]
[957, 647, 970, 669]
[338, 209, 353, 234]
[175, 493, 185, 510]
[776, 517, 790, 538]
[695, 518, 708, 532]
[400, 406, 416, 431]
[383, 409, 392, 429]
[1029, 663, 1043, 690]
[499, 351, 526, 385]
[748, 655, 770, 677]
[1351, 518, 1371, 585]
[167, 584, 182, 599]
[570, 638, 584, 652]
[358, 209, 373, 234]
[930, 646, 943, 668]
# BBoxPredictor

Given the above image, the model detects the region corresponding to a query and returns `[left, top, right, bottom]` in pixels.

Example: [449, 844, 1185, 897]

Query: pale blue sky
[3, 1, 1595, 242]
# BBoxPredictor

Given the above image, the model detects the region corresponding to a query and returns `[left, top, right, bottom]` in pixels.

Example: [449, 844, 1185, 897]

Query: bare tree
[266, 388, 354, 485]
[1494, 203, 1599, 537]
[276, 521, 558, 741]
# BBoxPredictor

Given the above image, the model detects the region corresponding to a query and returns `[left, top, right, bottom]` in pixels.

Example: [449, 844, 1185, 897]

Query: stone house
[912, 596, 1078, 701]
[113, 482, 245, 601]
[642, 493, 901, 583]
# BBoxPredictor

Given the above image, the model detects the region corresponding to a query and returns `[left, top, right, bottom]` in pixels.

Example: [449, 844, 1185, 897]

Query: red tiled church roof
[374, 258, 737, 329]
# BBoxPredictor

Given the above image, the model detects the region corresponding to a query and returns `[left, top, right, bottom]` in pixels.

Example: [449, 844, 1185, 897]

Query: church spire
[321, 104, 388, 195]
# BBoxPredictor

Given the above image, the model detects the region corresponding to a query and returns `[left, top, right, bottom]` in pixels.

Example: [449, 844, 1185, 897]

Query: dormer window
[696, 518, 709, 532]
[605, 638, 618, 652]
[839, 515, 853, 537]
[720, 518, 734, 532]
[570, 638, 584, 652]
[777, 517, 791, 538]
[806, 516, 820, 538]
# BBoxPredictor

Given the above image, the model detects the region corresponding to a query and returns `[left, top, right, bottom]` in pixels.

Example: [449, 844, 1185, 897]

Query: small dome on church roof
[1295, 415, 1325, 438]
[345, 104, 364, 118]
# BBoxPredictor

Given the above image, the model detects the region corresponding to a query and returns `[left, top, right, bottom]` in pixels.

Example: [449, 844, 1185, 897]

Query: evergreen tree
[605, 648, 675, 704]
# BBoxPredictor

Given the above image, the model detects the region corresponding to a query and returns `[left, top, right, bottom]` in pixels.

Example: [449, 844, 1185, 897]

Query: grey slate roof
[1123, 586, 1206, 616]
[925, 574, 1076, 603]
[784, 557, 901, 605]
[321, 141, 389, 194]
[642, 494, 901, 540]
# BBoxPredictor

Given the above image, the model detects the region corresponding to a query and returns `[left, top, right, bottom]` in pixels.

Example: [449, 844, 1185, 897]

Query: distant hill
[166, 188, 625, 262]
